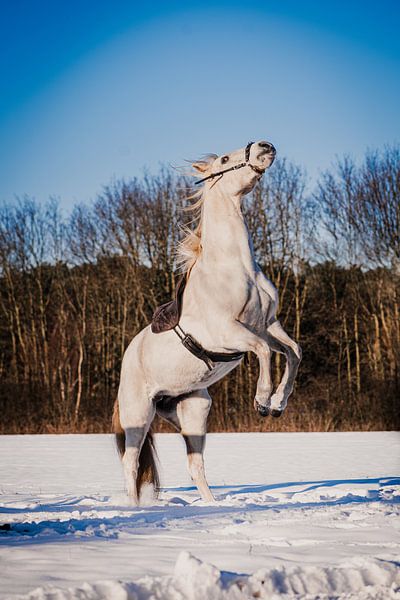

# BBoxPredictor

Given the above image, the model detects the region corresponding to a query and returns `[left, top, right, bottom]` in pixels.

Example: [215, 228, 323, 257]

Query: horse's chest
[237, 279, 267, 328]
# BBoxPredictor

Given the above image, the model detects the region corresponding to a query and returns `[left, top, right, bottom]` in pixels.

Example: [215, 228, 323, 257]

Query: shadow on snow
[0, 476, 399, 546]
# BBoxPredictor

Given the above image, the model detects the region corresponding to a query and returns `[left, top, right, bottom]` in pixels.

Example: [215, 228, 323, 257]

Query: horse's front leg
[220, 321, 273, 416]
[252, 343, 273, 416]
[255, 272, 302, 416]
[266, 320, 302, 417]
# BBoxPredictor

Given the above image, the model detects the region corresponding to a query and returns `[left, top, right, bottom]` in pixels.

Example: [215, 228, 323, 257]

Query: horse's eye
[221, 156, 229, 164]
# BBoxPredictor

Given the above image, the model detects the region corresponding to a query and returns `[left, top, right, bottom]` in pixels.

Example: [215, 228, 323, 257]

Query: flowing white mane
[176, 154, 217, 273]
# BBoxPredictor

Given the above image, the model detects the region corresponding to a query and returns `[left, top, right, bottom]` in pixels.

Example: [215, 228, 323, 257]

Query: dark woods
[1, 148, 399, 433]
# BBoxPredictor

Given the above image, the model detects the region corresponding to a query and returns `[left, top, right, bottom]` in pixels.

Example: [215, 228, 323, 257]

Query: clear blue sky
[1, 0, 399, 209]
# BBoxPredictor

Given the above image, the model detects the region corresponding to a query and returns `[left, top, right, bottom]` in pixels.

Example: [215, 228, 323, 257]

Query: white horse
[113, 140, 301, 504]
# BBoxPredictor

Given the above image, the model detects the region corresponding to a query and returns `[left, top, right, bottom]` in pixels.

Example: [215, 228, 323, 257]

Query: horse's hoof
[271, 409, 283, 418]
[256, 402, 270, 417]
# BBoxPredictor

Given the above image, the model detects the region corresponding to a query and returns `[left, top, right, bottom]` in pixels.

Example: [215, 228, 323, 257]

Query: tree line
[0, 147, 399, 433]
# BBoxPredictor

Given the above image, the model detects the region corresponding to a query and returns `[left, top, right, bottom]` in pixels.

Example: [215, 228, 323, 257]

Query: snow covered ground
[0, 432, 399, 599]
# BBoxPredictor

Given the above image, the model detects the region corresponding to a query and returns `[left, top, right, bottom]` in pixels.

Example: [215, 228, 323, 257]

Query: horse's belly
[155, 358, 240, 397]
[192, 359, 241, 389]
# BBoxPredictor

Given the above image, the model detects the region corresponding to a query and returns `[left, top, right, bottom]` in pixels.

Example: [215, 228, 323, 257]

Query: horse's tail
[137, 431, 160, 498]
[112, 399, 125, 457]
[112, 399, 160, 498]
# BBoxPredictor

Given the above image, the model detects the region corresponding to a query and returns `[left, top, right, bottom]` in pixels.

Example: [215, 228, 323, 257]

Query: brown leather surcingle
[151, 275, 245, 371]
[151, 276, 186, 334]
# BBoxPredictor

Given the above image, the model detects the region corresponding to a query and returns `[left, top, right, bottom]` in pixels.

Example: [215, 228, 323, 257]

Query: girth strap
[173, 324, 245, 371]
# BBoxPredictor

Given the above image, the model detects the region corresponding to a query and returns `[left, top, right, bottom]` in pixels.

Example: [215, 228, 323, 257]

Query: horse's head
[192, 140, 276, 196]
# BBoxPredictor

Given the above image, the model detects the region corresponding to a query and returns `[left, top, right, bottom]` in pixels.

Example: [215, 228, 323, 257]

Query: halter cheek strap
[195, 141, 265, 186]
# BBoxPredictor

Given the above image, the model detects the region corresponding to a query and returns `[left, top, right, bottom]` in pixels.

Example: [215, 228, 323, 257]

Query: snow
[0, 432, 399, 599]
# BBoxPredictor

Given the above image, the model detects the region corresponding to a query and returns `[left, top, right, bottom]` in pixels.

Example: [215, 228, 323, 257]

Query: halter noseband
[195, 141, 265, 185]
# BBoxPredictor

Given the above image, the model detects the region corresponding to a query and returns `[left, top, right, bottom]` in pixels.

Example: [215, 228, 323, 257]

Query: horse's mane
[175, 154, 217, 273]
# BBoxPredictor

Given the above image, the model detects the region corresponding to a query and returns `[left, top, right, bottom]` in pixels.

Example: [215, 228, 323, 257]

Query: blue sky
[1, 0, 399, 209]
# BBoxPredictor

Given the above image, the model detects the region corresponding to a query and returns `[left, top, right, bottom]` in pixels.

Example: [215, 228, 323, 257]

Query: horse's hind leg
[179, 390, 215, 502]
[157, 389, 214, 502]
[266, 320, 302, 416]
[118, 378, 156, 504]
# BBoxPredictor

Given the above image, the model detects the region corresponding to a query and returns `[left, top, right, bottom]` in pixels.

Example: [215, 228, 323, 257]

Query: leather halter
[195, 141, 265, 185]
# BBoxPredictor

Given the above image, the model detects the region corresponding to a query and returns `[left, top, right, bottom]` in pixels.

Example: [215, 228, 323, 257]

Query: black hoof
[271, 409, 283, 418]
[256, 402, 270, 417]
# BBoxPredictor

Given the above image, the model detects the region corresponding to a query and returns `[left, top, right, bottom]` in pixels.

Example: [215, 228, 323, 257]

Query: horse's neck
[200, 187, 255, 270]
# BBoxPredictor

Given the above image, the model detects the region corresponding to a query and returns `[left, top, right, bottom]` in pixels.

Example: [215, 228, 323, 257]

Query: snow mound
[11, 551, 400, 600]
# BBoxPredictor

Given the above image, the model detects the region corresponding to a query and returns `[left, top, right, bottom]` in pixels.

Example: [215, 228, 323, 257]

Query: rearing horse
[113, 140, 301, 504]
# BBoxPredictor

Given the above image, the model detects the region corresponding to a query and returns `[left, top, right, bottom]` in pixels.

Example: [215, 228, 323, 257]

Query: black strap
[174, 325, 245, 371]
[245, 140, 252, 161]
[195, 141, 264, 185]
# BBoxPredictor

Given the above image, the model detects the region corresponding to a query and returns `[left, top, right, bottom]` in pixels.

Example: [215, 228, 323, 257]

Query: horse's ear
[192, 161, 211, 173]
[191, 154, 217, 173]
